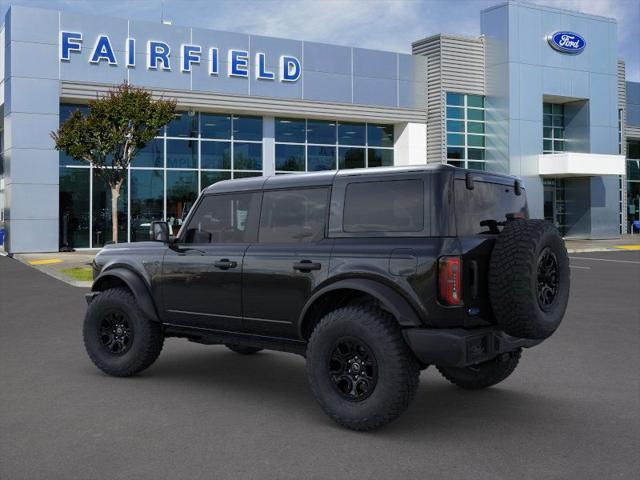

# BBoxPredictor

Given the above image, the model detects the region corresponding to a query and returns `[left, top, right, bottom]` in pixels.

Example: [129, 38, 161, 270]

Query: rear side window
[343, 180, 424, 233]
[259, 188, 329, 243]
[455, 180, 528, 235]
[184, 193, 259, 243]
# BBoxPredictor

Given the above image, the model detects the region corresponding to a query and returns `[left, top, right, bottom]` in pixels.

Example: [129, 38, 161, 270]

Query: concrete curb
[567, 247, 618, 253]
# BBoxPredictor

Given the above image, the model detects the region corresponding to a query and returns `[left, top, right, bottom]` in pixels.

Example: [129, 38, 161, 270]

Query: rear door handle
[213, 259, 238, 270]
[293, 260, 322, 272]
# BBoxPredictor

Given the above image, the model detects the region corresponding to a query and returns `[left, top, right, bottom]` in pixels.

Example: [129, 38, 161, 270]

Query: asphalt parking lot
[1, 251, 638, 480]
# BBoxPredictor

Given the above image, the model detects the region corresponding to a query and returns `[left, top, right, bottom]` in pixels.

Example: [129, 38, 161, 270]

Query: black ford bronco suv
[84, 165, 569, 430]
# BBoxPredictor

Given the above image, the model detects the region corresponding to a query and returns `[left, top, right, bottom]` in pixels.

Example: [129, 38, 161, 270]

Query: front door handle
[214, 259, 238, 270]
[293, 260, 322, 272]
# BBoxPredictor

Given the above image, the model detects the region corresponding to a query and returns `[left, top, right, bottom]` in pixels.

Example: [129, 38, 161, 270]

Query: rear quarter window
[343, 179, 424, 233]
[455, 180, 528, 235]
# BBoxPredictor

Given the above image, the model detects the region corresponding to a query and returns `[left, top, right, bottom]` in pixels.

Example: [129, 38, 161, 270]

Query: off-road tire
[306, 305, 420, 431]
[225, 344, 263, 355]
[83, 287, 164, 377]
[437, 349, 521, 390]
[489, 219, 570, 339]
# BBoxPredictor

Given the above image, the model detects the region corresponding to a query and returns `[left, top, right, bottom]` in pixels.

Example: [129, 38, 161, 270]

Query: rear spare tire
[489, 219, 569, 340]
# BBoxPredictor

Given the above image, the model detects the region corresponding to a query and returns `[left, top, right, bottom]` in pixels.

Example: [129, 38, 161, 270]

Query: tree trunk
[110, 180, 123, 243]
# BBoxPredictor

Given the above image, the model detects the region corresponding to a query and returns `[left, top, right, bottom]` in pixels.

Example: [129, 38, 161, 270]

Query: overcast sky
[1, 0, 638, 80]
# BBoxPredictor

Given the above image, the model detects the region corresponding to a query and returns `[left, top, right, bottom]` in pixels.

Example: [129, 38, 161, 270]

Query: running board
[163, 323, 307, 356]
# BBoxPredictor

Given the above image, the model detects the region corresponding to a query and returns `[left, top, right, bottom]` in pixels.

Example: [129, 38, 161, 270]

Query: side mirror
[150, 221, 170, 243]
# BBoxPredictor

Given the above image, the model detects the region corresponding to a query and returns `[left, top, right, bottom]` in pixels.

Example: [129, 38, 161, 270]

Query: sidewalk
[564, 234, 640, 253]
[10, 250, 99, 288]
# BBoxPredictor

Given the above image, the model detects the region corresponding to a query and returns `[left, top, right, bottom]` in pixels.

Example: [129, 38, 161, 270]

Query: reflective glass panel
[233, 115, 262, 141]
[446, 107, 464, 119]
[447, 120, 464, 133]
[59, 167, 90, 248]
[446, 92, 464, 106]
[338, 122, 366, 146]
[467, 95, 484, 108]
[201, 113, 231, 139]
[307, 145, 336, 171]
[467, 122, 484, 134]
[468, 148, 485, 160]
[275, 118, 306, 143]
[447, 133, 464, 146]
[130, 169, 164, 242]
[166, 171, 198, 235]
[134, 138, 163, 168]
[166, 139, 197, 169]
[367, 124, 394, 147]
[368, 148, 394, 167]
[467, 109, 484, 121]
[201, 141, 231, 169]
[307, 120, 336, 145]
[276, 144, 305, 171]
[467, 134, 485, 147]
[167, 111, 198, 138]
[447, 147, 464, 159]
[339, 147, 365, 169]
[233, 142, 262, 170]
[92, 169, 127, 247]
[201, 171, 231, 189]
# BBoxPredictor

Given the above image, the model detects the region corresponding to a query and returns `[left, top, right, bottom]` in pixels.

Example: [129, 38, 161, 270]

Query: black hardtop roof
[201, 164, 521, 194]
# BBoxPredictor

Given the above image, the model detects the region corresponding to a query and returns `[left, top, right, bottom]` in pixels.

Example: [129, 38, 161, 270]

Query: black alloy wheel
[329, 337, 378, 402]
[100, 311, 134, 355]
[537, 247, 559, 309]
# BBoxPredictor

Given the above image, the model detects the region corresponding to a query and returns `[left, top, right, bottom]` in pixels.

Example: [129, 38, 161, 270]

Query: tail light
[438, 256, 462, 305]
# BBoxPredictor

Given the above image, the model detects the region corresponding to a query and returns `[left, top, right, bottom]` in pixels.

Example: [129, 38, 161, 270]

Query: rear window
[455, 180, 528, 235]
[343, 179, 424, 233]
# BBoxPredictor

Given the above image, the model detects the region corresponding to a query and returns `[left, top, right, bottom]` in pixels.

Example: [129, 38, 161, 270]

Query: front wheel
[436, 349, 521, 390]
[83, 288, 164, 377]
[306, 305, 420, 431]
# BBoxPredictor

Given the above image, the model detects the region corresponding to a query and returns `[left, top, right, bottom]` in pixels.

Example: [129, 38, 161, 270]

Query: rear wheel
[225, 344, 263, 355]
[83, 288, 164, 377]
[306, 305, 420, 431]
[437, 349, 521, 390]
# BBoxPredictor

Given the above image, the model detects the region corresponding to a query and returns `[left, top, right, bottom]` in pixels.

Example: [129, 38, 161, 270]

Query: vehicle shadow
[125, 344, 577, 438]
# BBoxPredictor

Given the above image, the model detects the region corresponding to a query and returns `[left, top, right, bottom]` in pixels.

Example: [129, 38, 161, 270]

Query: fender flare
[297, 278, 423, 337]
[92, 267, 160, 322]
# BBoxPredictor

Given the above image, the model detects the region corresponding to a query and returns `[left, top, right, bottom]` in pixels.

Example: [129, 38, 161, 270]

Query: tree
[52, 83, 176, 243]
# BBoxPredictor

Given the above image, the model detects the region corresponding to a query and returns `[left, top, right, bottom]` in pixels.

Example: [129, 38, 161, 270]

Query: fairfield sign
[59, 31, 302, 82]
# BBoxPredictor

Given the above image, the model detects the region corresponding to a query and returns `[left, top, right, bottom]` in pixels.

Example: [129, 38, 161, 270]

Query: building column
[3, 6, 60, 253]
[262, 116, 275, 176]
[394, 122, 427, 166]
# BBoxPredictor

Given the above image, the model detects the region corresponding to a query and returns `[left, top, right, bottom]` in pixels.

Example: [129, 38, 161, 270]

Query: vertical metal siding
[412, 35, 485, 164]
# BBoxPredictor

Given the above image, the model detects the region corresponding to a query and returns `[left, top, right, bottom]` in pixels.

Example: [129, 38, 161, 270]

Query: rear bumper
[403, 327, 541, 368]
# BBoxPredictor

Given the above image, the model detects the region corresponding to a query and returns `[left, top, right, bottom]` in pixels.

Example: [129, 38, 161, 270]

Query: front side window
[184, 193, 259, 244]
[343, 179, 424, 233]
[259, 188, 329, 243]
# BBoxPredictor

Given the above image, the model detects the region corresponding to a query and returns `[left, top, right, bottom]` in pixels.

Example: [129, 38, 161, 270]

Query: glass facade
[543, 103, 565, 154]
[274, 118, 394, 173]
[58, 104, 263, 248]
[445, 92, 486, 170]
[627, 140, 640, 232]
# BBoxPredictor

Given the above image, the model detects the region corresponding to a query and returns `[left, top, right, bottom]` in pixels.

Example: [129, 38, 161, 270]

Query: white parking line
[569, 265, 591, 269]
[569, 256, 640, 265]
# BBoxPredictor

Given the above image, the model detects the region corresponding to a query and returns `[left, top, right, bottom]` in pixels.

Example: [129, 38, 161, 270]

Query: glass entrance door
[543, 178, 568, 236]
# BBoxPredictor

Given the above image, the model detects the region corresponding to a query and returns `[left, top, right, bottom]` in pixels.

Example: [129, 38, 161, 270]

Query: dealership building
[0, 1, 639, 252]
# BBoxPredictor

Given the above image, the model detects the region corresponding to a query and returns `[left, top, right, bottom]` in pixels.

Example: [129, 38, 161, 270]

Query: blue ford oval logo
[547, 31, 586, 54]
